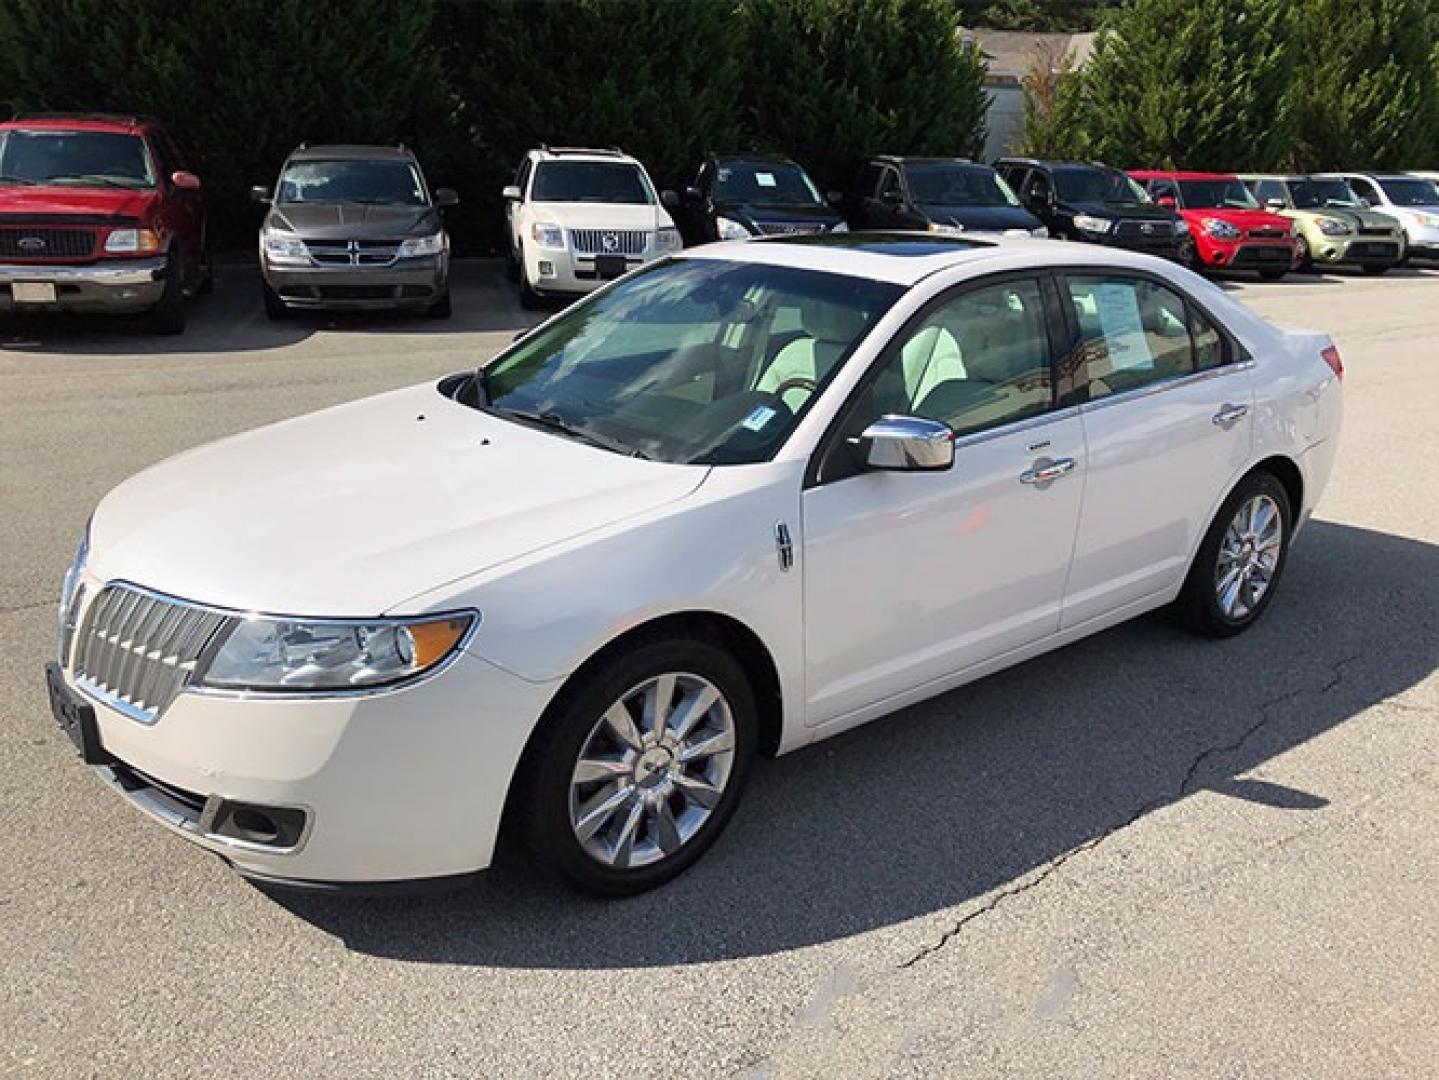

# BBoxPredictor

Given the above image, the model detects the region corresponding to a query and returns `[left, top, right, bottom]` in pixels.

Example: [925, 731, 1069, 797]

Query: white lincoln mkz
[48, 233, 1343, 895]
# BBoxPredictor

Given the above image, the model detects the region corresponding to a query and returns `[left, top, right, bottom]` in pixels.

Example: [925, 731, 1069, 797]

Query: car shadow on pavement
[0, 259, 534, 356]
[270, 522, 1438, 971]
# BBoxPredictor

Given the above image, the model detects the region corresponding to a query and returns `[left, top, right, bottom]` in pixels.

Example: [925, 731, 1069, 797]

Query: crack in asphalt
[0, 599, 52, 616]
[897, 653, 1363, 970]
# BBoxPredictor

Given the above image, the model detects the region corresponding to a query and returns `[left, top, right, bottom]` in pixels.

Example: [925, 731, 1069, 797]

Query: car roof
[530, 146, 639, 165]
[1237, 174, 1306, 183]
[674, 231, 1182, 287]
[871, 155, 978, 166]
[710, 152, 798, 166]
[0, 114, 154, 135]
[1129, 169, 1239, 181]
[287, 144, 414, 162]
[1315, 171, 1412, 181]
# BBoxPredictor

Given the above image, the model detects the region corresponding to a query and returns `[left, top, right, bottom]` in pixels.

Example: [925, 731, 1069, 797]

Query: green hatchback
[1239, 174, 1404, 273]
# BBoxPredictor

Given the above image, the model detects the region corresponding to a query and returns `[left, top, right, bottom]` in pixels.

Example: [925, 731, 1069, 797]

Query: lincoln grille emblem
[17, 236, 46, 252]
[600, 232, 619, 253]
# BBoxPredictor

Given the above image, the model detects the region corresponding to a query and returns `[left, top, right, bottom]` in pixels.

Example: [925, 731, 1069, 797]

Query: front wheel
[515, 636, 757, 896]
[145, 253, 186, 335]
[1172, 470, 1292, 638]
[426, 287, 452, 318]
[1294, 234, 1313, 273]
[1259, 267, 1287, 281]
[1363, 264, 1390, 276]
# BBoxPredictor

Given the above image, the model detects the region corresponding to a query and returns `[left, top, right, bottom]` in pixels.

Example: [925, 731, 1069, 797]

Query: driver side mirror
[501, 184, 521, 201]
[250, 184, 271, 204]
[826, 190, 844, 208]
[850, 415, 954, 472]
[660, 189, 681, 210]
[1156, 195, 1176, 209]
[171, 170, 201, 191]
[434, 187, 459, 208]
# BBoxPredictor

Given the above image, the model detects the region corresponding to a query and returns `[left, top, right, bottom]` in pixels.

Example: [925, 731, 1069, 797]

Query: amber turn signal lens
[406, 617, 471, 668]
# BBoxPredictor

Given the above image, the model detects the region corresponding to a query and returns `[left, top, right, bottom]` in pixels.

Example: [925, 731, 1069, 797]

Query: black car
[662, 153, 845, 245]
[994, 158, 1186, 259]
[252, 143, 458, 318]
[844, 156, 1045, 237]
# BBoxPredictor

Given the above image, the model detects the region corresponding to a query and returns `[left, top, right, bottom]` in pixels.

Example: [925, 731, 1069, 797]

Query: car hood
[0, 185, 159, 221]
[267, 202, 441, 239]
[715, 200, 841, 230]
[87, 383, 709, 617]
[1066, 200, 1175, 222]
[529, 202, 674, 231]
[1178, 207, 1293, 231]
[1292, 206, 1398, 230]
[918, 203, 1041, 232]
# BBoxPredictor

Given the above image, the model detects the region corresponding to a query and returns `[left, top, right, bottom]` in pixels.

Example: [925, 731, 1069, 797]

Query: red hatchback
[0, 114, 209, 333]
[1130, 170, 1297, 280]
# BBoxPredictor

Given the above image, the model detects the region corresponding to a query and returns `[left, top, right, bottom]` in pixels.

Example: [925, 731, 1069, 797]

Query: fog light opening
[209, 800, 307, 850]
[538, 260, 555, 277]
[231, 808, 279, 843]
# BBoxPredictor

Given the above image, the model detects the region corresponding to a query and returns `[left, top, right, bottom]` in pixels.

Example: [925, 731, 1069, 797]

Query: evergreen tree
[1290, 0, 1439, 170]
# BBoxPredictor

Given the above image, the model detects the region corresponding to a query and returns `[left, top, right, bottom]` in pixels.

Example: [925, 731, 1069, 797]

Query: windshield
[478, 259, 902, 465]
[277, 160, 424, 205]
[905, 163, 1019, 207]
[712, 161, 822, 206]
[1053, 166, 1151, 206]
[1290, 179, 1359, 210]
[1377, 177, 1439, 206]
[532, 161, 654, 204]
[0, 130, 154, 188]
[1177, 179, 1258, 210]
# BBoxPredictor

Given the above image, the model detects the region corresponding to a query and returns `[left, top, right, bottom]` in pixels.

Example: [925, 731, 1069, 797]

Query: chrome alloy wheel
[1214, 494, 1283, 620]
[568, 672, 736, 869]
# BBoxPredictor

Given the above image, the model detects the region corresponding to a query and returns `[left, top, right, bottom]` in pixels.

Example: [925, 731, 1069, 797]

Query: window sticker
[1091, 283, 1153, 369]
[755, 172, 777, 188]
[717, 168, 731, 183]
[741, 404, 778, 431]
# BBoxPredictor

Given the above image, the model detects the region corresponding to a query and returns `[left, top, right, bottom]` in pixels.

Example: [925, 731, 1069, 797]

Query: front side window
[1053, 166, 1151, 205]
[1291, 179, 1360, 210]
[531, 161, 654, 204]
[277, 159, 426, 205]
[1177, 179, 1258, 210]
[0, 130, 154, 188]
[904, 163, 1020, 207]
[1377, 177, 1439, 207]
[479, 259, 902, 465]
[1064, 276, 1222, 402]
[851, 278, 1054, 441]
[712, 161, 823, 206]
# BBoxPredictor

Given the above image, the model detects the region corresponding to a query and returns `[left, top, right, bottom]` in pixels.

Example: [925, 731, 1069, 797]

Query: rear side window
[1062, 276, 1225, 402]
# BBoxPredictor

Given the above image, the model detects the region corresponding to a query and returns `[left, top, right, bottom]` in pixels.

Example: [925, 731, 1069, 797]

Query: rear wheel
[515, 635, 757, 896]
[1172, 470, 1292, 638]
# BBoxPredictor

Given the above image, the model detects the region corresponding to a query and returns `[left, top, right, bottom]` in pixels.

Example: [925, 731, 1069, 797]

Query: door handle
[1020, 457, 1076, 485]
[1212, 403, 1250, 427]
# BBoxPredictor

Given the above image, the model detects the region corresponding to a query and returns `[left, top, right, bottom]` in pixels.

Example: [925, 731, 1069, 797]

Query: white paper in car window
[755, 172, 777, 188]
[1091, 283, 1153, 370]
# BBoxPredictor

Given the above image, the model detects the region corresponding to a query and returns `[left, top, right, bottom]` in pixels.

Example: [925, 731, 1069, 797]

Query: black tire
[1259, 267, 1287, 281]
[517, 246, 543, 310]
[262, 280, 288, 320]
[1363, 263, 1389, 276]
[504, 245, 520, 282]
[1180, 239, 1203, 273]
[145, 253, 187, 335]
[197, 241, 215, 296]
[1294, 235, 1314, 273]
[513, 634, 758, 896]
[426, 287, 452, 319]
[1172, 470, 1293, 638]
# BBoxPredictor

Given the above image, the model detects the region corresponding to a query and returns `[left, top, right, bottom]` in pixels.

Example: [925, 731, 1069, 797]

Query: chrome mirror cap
[852, 415, 954, 472]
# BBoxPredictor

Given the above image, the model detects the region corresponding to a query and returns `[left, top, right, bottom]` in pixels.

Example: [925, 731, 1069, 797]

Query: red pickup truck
[1130, 169, 1297, 280]
[0, 114, 209, 333]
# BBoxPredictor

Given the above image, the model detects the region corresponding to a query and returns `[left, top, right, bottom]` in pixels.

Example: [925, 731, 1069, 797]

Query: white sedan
[47, 233, 1343, 895]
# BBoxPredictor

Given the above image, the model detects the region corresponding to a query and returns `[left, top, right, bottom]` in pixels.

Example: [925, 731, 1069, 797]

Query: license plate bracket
[12, 282, 57, 304]
[594, 255, 627, 280]
[45, 662, 110, 765]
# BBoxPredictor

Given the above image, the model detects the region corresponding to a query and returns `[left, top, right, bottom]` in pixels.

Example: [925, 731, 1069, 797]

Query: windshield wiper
[491, 406, 650, 459]
[0, 173, 39, 185]
[45, 174, 138, 188]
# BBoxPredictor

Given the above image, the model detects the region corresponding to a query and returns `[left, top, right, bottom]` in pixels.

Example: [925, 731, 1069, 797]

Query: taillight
[1320, 344, 1343, 381]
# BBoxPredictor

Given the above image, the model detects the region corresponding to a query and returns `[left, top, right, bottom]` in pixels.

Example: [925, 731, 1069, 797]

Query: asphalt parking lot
[2, 258, 1436, 1079]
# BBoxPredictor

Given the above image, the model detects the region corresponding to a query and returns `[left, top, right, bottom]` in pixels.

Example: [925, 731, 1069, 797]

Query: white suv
[1322, 171, 1439, 262]
[503, 147, 681, 307]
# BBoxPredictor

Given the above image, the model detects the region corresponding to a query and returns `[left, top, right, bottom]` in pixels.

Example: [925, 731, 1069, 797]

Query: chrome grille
[71, 584, 230, 723]
[1114, 219, 1175, 239]
[569, 229, 647, 256]
[0, 226, 97, 259]
[755, 222, 825, 237]
[304, 239, 401, 266]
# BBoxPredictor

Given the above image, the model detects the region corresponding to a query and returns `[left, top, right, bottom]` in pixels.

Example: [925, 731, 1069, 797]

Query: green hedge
[0, 0, 987, 253]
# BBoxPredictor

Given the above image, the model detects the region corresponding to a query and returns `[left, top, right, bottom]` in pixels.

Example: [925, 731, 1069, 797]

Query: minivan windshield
[532, 161, 654, 204]
[476, 259, 902, 465]
[277, 159, 426, 205]
[906, 163, 1020, 207]
[712, 161, 823, 206]
[1177, 179, 1259, 210]
[1053, 166, 1151, 206]
[0, 130, 154, 188]
[1377, 177, 1439, 206]
[1290, 179, 1360, 210]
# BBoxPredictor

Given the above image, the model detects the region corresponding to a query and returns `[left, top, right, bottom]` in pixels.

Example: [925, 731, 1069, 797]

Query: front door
[801, 275, 1085, 726]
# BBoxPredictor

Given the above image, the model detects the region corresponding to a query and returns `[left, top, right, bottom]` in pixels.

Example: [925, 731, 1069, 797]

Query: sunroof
[766, 231, 991, 256]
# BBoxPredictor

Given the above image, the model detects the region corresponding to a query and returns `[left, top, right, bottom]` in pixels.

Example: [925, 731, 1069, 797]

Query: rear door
[1056, 271, 1254, 627]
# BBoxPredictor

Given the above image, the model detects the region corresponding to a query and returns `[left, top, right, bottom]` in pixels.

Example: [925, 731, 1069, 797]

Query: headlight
[262, 228, 310, 266]
[58, 519, 90, 656]
[1073, 214, 1112, 234]
[530, 222, 566, 249]
[1316, 216, 1352, 237]
[1001, 228, 1031, 237]
[104, 228, 161, 254]
[1417, 212, 1439, 227]
[1031, 226, 1050, 238]
[397, 232, 445, 258]
[715, 216, 751, 241]
[655, 226, 682, 252]
[199, 612, 476, 692]
[1201, 217, 1241, 240]
[830, 221, 849, 233]
[926, 221, 965, 236]
[1174, 218, 1190, 235]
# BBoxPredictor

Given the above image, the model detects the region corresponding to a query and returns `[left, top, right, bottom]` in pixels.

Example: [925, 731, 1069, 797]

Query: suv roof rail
[543, 145, 628, 158]
[12, 111, 159, 127]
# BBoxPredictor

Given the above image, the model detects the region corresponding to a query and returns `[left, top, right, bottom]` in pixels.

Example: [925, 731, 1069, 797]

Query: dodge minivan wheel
[1173, 470, 1292, 638]
[517, 636, 757, 896]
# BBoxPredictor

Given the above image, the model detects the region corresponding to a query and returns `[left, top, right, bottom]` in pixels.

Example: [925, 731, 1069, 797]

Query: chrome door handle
[1020, 457, 1076, 485]
[1212, 403, 1250, 426]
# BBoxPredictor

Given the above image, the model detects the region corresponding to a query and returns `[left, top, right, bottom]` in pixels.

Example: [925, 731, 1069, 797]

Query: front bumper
[1402, 222, 1439, 259]
[50, 641, 560, 885]
[0, 257, 167, 314]
[1308, 233, 1403, 266]
[1196, 238, 1295, 271]
[1079, 229, 1183, 261]
[524, 247, 664, 296]
[263, 255, 448, 310]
